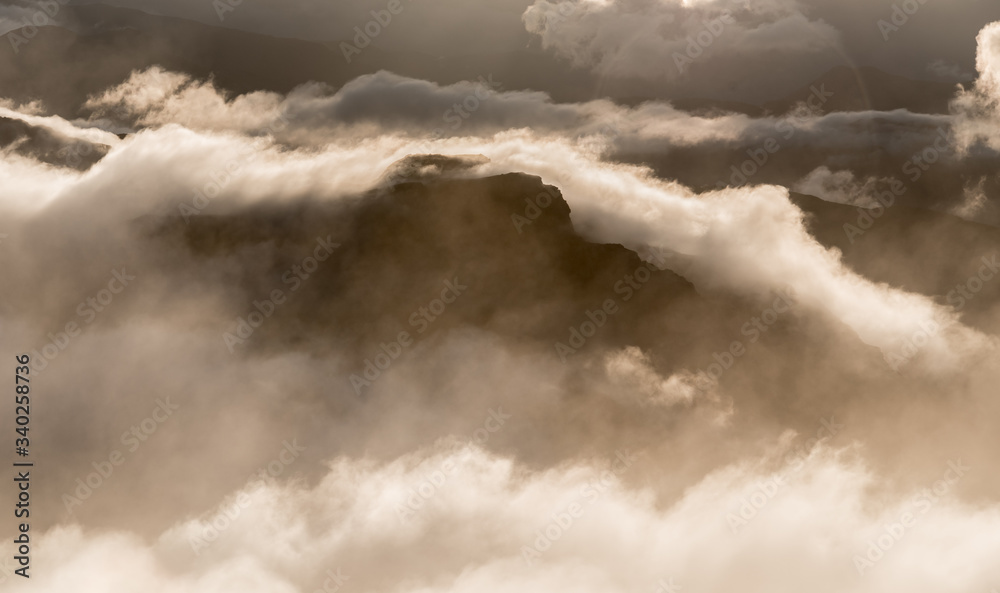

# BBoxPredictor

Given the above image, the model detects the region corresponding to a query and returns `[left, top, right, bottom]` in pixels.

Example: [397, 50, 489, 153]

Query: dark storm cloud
[65, 0, 536, 55]
[24, 0, 996, 103]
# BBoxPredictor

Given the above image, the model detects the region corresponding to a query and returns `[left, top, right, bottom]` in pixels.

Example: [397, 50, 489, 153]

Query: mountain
[139, 164, 828, 395]
[0, 115, 108, 168]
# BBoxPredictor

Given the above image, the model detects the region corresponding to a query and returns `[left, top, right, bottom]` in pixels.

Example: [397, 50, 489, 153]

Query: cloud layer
[2, 17, 1000, 593]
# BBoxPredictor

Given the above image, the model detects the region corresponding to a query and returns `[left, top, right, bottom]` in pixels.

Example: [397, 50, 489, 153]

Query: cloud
[2, 69, 990, 372]
[83, 66, 285, 132]
[926, 59, 973, 81]
[1, 55, 999, 593]
[79, 67, 758, 147]
[0, 104, 121, 147]
[80, 67, 971, 192]
[78, 64, 974, 214]
[4, 444, 1000, 592]
[792, 167, 886, 208]
[0, 4, 41, 37]
[952, 176, 992, 220]
[951, 22, 1000, 152]
[470, 135, 990, 369]
[603, 346, 703, 408]
[522, 0, 840, 81]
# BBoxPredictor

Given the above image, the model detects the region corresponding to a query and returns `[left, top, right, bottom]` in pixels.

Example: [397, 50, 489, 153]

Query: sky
[1, 1, 1000, 592]
[75, 0, 998, 78]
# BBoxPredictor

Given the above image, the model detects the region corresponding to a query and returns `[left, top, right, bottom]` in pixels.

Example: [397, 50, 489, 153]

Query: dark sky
[69, 0, 996, 81]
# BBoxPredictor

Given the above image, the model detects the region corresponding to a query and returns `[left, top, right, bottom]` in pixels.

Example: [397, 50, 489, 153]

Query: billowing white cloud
[522, 0, 840, 81]
[3, 444, 999, 592]
[471, 135, 991, 369]
[0, 105, 121, 147]
[952, 177, 992, 220]
[83, 67, 972, 180]
[604, 346, 703, 407]
[80, 68, 759, 147]
[793, 167, 884, 208]
[951, 21, 1000, 151]
[2, 71, 991, 371]
[84, 66, 285, 133]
